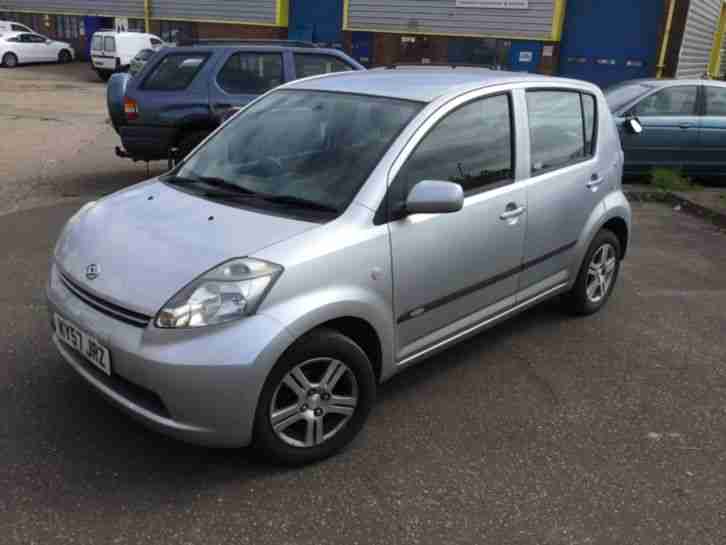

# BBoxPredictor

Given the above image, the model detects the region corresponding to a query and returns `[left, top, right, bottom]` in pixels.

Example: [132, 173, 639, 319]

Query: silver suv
[47, 68, 631, 465]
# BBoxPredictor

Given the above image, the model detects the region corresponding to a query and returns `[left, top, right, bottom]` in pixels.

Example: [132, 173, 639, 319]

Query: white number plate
[54, 314, 111, 375]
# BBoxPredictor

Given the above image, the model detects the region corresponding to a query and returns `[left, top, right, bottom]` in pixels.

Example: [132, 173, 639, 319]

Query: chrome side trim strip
[396, 282, 568, 368]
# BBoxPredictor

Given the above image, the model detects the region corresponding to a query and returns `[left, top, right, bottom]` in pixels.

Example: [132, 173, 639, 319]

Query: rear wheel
[563, 229, 622, 315]
[96, 70, 112, 82]
[2, 52, 18, 68]
[254, 328, 376, 466]
[58, 50, 72, 64]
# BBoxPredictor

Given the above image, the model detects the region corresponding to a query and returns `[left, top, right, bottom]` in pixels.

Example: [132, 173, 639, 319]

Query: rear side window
[527, 90, 596, 175]
[150, 38, 162, 47]
[104, 36, 116, 53]
[633, 86, 698, 116]
[11, 24, 27, 31]
[582, 94, 597, 155]
[91, 35, 102, 50]
[705, 86, 726, 116]
[217, 52, 283, 94]
[142, 53, 209, 91]
[294, 54, 353, 79]
[395, 94, 514, 198]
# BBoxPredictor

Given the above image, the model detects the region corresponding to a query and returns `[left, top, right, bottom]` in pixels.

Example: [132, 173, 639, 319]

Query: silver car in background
[47, 68, 631, 465]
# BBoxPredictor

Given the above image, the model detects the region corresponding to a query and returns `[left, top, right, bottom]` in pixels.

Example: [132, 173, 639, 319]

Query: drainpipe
[707, 2, 726, 79]
[656, 0, 677, 79]
[144, 0, 151, 33]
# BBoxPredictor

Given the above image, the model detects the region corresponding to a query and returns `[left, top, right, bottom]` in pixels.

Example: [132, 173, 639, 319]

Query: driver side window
[633, 86, 698, 117]
[392, 94, 514, 208]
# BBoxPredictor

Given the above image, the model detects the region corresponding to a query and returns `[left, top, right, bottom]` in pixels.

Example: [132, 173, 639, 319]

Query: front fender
[260, 286, 396, 381]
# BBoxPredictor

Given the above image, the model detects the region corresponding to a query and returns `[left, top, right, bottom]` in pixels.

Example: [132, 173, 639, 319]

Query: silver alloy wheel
[586, 243, 617, 304]
[270, 358, 359, 448]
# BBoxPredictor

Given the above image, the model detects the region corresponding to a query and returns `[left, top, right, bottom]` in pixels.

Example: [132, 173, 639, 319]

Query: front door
[387, 93, 527, 362]
[520, 89, 604, 297]
[621, 85, 701, 172]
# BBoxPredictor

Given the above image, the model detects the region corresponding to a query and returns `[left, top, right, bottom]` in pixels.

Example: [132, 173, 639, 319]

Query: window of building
[293, 54, 353, 79]
[633, 86, 698, 117]
[55, 15, 81, 40]
[447, 37, 511, 69]
[394, 94, 514, 200]
[143, 53, 210, 91]
[527, 91, 591, 175]
[705, 86, 726, 116]
[159, 21, 195, 45]
[217, 53, 283, 95]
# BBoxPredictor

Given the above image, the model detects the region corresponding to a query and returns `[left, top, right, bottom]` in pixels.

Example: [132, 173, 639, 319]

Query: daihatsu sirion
[47, 68, 632, 465]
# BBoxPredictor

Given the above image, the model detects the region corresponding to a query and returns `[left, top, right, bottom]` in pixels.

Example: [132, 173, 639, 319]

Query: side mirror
[405, 180, 464, 216]
[624, 117, 643, 135]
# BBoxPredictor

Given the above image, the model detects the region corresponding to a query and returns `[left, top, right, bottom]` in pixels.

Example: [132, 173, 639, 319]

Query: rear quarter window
[142, 53, 210, 91]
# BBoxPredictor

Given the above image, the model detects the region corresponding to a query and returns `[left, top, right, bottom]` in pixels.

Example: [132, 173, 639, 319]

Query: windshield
[174, 90, 423, 214]
[605, 82, 653, 113]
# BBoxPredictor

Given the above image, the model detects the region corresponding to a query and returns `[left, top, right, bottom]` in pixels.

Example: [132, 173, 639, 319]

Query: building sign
[456, 0, 529, 8]
[518, 51, 533, 63]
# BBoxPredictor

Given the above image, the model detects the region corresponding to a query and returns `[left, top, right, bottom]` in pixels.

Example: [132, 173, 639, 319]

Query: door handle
[587, 174, 605, 189]
[679, 124, 693, 130]
[500, 204, 527, 220]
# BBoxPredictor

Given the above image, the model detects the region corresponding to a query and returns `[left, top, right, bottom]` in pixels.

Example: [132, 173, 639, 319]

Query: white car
[90, 31, 164, 81]
[0, 20, 34, 36]
[0, 31, 75, 67]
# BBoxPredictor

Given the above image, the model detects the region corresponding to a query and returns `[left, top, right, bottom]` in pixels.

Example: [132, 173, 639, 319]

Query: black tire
[96, 70, 112, 82]
[58, 50, 72, 64]
[563, 229, 622, 316]
[253, 328, 376, 466]
[2, 52, 18, 68]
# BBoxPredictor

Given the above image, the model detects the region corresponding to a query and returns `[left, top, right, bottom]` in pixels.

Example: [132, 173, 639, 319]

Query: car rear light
[124, 97, 139, 121]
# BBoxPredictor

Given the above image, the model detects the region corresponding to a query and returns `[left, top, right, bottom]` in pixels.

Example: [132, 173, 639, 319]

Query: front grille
[60, 272, 152, 328]
[67, 343, 170, 418]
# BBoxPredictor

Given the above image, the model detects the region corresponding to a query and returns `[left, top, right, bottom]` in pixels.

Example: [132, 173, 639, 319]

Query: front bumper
[47, 264, 294, 447]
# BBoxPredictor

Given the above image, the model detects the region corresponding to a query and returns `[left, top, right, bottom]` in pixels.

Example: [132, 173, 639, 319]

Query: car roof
[170, 44, 347, 55]
[284, 67, 593, 103]
[613, 78, 726, 89]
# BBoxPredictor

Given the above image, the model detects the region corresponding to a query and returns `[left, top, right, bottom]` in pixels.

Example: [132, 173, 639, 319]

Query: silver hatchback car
[47, 68, 631, 465]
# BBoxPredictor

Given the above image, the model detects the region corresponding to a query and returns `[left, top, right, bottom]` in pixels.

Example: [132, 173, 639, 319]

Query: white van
[0, 20, 34, 36]
[90, 31, 164, 81]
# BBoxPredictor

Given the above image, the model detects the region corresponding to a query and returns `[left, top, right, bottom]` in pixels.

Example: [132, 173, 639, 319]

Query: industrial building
[1, 0, 725, 87]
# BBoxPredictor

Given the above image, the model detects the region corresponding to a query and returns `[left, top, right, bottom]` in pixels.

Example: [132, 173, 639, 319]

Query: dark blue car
[108, 41, 364, 162]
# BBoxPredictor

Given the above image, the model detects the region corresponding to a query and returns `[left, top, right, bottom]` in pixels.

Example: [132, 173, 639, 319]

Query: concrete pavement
[2, 199, 726, 545]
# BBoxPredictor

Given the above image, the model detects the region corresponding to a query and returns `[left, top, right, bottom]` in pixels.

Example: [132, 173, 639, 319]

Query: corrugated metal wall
[346, 0, 557, 40]
[0, 0, 144, 17]
[150, 0, 276, 24]
[676, 0, 722, 78]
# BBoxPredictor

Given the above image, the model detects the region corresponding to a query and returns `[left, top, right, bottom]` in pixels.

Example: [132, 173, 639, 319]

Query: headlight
[155, 258, 283, 328]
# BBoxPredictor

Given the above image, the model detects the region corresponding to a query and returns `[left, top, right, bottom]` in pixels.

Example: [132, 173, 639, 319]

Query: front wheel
[2, 52, 18, 68]
[563, 229, 622, 315]
[254, 328, 376, 466]
[58, 50, 72, 64]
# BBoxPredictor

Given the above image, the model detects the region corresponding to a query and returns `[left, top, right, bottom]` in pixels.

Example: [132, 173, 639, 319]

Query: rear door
[519, 88, 604, 298]
[621, 85, 700, 172]
[697, 84, 726, 173]
[209, 50, 286, 121]
[15, 33, 37, 62]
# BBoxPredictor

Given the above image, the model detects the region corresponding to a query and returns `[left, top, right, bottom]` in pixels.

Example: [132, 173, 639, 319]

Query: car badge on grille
[86, 264, 100, 281]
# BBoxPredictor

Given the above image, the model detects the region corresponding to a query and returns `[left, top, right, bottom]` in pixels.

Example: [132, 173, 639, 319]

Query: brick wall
[196, 22, 287, 40]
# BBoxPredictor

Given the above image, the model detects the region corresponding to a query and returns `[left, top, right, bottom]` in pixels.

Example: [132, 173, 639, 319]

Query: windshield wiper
[256, 194, 340, 214]
[162, 174, 258, 195]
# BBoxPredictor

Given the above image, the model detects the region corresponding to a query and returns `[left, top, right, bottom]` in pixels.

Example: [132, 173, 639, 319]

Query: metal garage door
[676, 0, 722, 78]
[559, 0, 665, 88]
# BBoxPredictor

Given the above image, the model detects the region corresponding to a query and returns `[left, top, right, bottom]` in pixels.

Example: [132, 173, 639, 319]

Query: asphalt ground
[2, 63, 726, 545]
